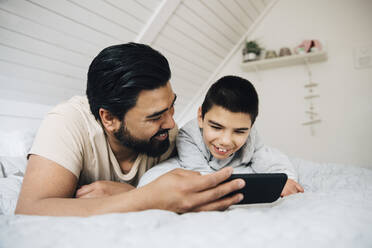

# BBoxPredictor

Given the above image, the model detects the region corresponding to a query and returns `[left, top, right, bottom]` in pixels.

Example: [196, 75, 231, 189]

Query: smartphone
[223, 173, 288, 204]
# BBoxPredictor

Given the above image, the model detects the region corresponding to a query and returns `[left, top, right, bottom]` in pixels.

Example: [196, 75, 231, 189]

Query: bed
[1, 130, 372, 248]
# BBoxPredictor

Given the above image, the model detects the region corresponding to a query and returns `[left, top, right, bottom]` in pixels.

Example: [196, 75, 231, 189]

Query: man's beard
[114, 122, 170, 157]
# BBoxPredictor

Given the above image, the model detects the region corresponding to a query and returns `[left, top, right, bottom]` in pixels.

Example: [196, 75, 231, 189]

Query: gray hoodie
[176, 119, 297, 181]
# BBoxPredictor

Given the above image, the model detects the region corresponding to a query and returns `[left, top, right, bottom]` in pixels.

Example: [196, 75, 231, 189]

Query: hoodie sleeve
[176, 120, 214, 173]
[250, 128, 298, 181]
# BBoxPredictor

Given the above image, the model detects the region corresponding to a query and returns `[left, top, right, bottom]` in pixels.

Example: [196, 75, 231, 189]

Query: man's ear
[99, 108, 120, 132]
[197, 107, 203, 128]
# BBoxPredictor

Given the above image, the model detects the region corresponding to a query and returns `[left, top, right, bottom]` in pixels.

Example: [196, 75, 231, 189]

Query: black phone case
[223, 173, 288, 204]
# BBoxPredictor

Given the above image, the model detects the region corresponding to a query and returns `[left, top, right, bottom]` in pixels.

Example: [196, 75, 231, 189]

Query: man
[15, 43, 244, 216]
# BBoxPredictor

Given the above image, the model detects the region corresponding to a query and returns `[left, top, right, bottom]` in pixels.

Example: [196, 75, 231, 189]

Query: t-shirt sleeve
[29, 104, 84, 179]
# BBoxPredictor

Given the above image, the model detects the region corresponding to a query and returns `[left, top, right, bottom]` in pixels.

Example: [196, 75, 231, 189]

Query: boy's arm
[15, 155, 245, 216]
[249, 130, 304, 196]
[250, 128, 298, 181]
[176, 128, 214, 172]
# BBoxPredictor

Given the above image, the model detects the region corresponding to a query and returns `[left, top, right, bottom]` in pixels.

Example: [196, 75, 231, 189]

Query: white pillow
[0, 129, 35, 215]
[0, 129, 36, 157]
[0, 156, 28, 178]
[0, 175, 23, 215]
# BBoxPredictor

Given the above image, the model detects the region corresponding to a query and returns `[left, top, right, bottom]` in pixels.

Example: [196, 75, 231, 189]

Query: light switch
[354, 45, 372, 69]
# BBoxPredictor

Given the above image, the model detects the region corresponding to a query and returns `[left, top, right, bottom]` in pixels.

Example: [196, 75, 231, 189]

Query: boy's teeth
[218, 147, 227, 152]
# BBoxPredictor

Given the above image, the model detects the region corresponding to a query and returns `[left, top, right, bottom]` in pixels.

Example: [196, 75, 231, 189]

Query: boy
[176, 75, 304, 197]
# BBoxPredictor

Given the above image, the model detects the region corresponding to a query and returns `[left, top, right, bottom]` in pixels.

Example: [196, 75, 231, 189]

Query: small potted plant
[243, 40, 262, 62]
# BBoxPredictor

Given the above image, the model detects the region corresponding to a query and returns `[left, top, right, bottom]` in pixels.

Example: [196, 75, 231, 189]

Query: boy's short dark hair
[201, 75, 259, 124]
[86, 42, 171, 121]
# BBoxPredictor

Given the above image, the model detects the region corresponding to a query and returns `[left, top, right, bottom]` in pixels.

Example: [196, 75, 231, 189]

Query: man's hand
[76, 181, 135, 198]
[281, 178, 304, 197]
[138, 167, 245, 213]
[16, 155, 243, 216]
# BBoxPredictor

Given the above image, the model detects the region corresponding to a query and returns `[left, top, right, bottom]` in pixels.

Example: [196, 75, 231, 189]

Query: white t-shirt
[29, 96, 177, 187]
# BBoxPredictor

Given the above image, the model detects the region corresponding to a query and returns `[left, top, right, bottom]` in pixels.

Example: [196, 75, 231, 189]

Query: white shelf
[241, 50, 328, 71]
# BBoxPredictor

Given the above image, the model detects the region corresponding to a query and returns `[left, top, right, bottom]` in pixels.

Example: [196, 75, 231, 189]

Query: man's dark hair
[86, 43, 171, 121]
[201, 75, 259, 124]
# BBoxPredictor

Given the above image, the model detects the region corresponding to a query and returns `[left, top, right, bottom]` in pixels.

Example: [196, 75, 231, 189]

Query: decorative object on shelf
[265, 50, 277, 59]
[295, 40, 322, 54]
[302, 61, 322, 136]
[310, 40, 322, 52]
[243, 40, 262, 62]
[279, 47, 292, 57]
[241, 41, 327, 72]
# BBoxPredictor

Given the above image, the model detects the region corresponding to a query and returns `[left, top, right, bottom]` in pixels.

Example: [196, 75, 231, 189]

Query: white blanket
[1, 158, 372, 248]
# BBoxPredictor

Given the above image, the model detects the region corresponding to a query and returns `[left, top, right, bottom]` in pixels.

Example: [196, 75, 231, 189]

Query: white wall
[180, 0, 372, 167]
[0, 99, 52, 132]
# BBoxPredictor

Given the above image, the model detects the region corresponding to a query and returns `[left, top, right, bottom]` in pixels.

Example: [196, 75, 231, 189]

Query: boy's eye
[211, 126, 221, 130]
[235, 130, 246, 134]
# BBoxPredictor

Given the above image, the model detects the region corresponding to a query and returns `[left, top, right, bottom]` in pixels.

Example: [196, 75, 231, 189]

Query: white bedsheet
[1, 158, 372, 248]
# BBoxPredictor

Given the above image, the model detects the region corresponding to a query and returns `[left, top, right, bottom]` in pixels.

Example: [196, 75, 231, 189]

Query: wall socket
[354, 45, 372, 69]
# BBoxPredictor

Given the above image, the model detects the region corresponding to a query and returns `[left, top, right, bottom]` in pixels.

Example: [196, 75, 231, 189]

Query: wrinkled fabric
[1, 158, 371, 248]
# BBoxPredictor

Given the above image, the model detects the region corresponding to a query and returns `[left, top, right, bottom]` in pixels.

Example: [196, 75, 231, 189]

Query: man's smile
[154, 132, 168, 141]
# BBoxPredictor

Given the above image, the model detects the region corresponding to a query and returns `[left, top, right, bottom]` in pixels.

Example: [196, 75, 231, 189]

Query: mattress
[1, 157, 371, 248]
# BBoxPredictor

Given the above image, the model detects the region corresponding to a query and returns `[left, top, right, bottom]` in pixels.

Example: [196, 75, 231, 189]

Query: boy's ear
[99, 108, 121, 132]
[197, 107, 203, 128]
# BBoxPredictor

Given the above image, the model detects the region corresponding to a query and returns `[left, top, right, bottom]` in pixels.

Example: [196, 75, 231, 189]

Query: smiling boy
[177, 75, 304, 197]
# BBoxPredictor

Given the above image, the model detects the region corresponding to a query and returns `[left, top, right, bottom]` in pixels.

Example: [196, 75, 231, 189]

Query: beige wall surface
[181, 0, 372, 167]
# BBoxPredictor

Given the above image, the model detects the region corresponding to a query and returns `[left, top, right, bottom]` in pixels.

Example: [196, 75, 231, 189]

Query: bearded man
[15, 43, 244, 216]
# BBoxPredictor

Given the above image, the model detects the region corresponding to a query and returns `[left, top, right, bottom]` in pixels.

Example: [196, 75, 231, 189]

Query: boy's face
[198, 105, 252, 160]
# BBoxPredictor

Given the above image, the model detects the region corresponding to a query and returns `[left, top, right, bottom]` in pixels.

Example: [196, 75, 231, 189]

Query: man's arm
[15, 155, 245, 216]
[75, 180, 135, 198]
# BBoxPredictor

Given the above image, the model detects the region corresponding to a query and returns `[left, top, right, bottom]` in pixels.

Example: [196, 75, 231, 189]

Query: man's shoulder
[39, 95, 102, 141]
[47, 96, 94, 125]
[50, 96, 88, 115]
